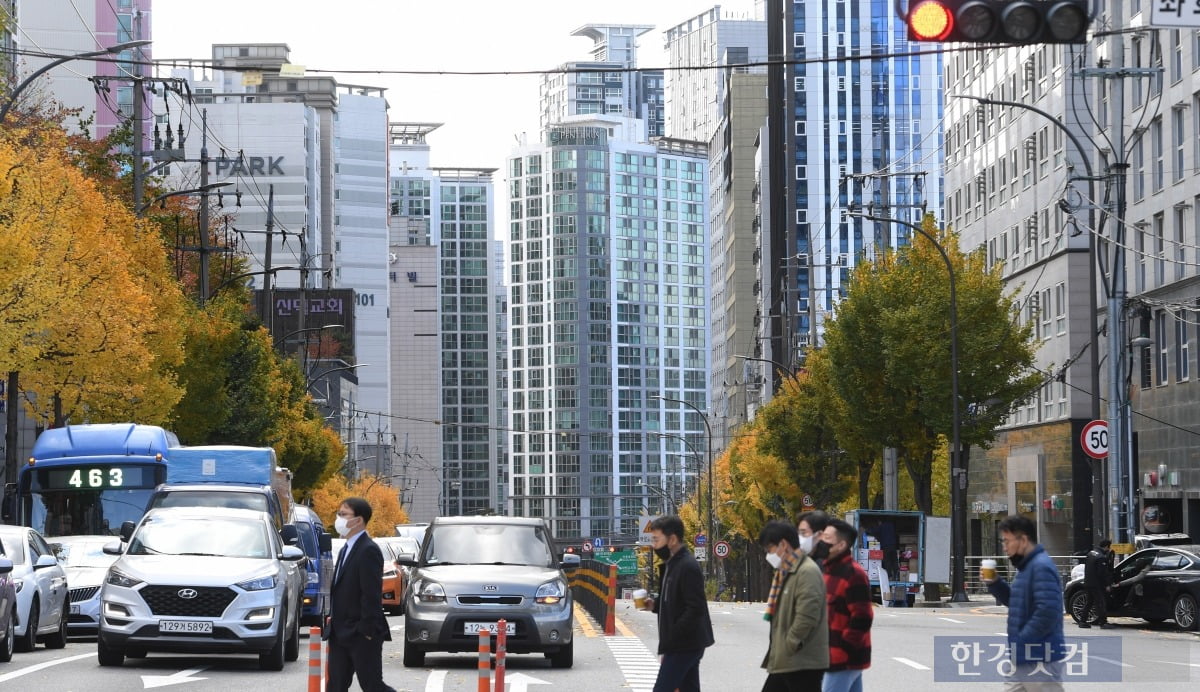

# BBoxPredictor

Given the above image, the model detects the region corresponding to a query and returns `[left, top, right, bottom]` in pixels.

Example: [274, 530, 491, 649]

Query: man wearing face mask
[326, 497, 395, 692]
[819, 519, 872, 692]
[640, 515, 714, 692]
[983, 515, 1065, 691]
[797, 510, 831, 564]
[757, 520, 828, 691]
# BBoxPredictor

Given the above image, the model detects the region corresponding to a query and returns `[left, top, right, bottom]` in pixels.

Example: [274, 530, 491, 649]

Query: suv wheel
[284, 607, 301, 662]
[1174, 593, 1198, 631]
[259, 605, 287, 671]
[14, 599, 37, 653]
[97, 636, 125, 667]
[0, 609, 13, 662]
[402, 638, 424, 667]
[548, 639, 573, 669]
[43, 603, 68, 649]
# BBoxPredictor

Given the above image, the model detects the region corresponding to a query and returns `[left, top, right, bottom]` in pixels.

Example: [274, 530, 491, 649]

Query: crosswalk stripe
[605, 636, 659, 692]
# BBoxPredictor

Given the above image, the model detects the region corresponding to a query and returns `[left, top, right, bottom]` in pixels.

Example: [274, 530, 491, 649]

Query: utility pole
[131, 11, 145, 215]
[198, 109, 212, 306]
[263, 185, 276, 334]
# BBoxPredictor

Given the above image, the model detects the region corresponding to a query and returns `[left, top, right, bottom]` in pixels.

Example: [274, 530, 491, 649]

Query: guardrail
[963, 554, 1082, 594]
[568, 558, 617, 635]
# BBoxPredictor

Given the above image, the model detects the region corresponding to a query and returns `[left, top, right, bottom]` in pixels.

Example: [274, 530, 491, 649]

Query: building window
[1175, 205, 1187, 280]
[1174, 106, 1187, 184]
[1177, 311, 1190, 382]
[1156, 311, 1169, 385]
[1151, 117, 1164, 192]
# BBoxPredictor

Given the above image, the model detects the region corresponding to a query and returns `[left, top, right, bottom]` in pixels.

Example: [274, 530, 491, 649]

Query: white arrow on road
[141, 666, 209, 689]
[504, 672, 551, 692]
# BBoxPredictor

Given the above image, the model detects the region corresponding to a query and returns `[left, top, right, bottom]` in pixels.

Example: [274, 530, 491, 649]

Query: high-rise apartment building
[11, 0, 152, 140]
[507, 115, 709, 539]
[387, 123, 505, 521]
[761, 1, 943, 378]
[539, 24, 665, 139]
[663, 6, 766, 143]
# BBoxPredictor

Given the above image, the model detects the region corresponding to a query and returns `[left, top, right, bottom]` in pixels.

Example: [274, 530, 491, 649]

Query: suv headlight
[106, 568, 142, 589]
[236, 573, 278, 591]
[413, 579, 446, 603]
[535, 578, 566, 605]
[306, 571, 320, 585]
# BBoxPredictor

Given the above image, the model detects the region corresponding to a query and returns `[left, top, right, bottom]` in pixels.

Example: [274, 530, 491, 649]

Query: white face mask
[334, 515, 352, 537]
[798, 534, 814, 555]
[765, 551, 783, 570]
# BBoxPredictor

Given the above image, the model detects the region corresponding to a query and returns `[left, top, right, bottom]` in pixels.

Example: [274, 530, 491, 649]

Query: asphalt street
[1, 599, 1197, 690]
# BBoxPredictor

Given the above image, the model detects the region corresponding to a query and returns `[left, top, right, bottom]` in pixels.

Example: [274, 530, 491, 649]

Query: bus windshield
[20, 461, 164, 538]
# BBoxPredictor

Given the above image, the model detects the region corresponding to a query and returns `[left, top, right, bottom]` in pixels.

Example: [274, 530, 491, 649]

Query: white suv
[97, 507, 305, 670]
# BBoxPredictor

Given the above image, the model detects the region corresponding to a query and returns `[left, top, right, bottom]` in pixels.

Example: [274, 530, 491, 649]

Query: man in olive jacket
[642, 515, 714, 692]
[758, 520, 829, 691]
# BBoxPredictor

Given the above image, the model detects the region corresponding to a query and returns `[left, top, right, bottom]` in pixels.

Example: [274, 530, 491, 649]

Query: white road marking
[606, 636, 660, 691]
[0, 653, 94, 683]
[938, 617, 965, 624]
[894, 657, 931, 670]
[1149, 659, 1200, 668]
[1088, 655, 1133, 668]
[993, 632, 1008, 636]
[424, 669, 447, 692]
[141, 665, 210, 689]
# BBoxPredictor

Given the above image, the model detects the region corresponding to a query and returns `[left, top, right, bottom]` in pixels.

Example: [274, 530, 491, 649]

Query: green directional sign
[595, 550, 638, 576]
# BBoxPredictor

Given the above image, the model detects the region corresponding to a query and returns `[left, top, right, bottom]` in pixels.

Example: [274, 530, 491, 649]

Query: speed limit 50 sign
[1081, 419, 1109, 459]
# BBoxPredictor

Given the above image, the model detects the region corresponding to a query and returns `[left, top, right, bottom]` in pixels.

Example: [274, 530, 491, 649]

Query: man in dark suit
[326, 497, 395, 692]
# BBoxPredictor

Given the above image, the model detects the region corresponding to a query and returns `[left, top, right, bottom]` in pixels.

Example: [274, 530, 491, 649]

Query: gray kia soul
[396, 516, 581, 668]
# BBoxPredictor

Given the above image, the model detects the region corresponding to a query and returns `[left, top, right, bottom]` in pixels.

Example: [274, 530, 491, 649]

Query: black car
[1065, 545, 1200, 630]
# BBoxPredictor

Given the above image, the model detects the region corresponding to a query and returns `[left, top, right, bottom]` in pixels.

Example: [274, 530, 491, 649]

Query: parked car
[289, 505, 332, 626]
[0, 526, 68, 652]
[1065, 545, 1200, 630]
[0, 553, 15, 662]
[397, 516, 580, 668]
[330, 537, 405, 615]
[378, 536, 421, 596]
[53, 535, 119, 635]
[97, 507, 306, 670]
[1134, 533, 1192, 550]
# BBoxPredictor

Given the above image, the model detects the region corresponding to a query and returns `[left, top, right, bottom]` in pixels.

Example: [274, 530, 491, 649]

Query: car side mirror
[560, 553, 582, 570]
[0, 557, 12, 574]
[281, 524, 300, 546]
[395, 552, 417, 567]
[34, 554, 58, 570]
[280, 545, 306, 562]
[318, 532, 333, 553]
[120, 520, 136, 542]
[102, 540, 124, 556]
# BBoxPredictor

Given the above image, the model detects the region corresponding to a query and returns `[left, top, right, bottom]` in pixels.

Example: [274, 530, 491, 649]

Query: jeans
[822, 669, 863, 692]
[654, 649, 705, 692]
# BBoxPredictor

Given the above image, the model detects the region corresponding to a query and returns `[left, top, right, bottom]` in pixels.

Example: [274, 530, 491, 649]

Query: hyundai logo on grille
[482, 585, 498, 591]
[177, 588, 200, 600]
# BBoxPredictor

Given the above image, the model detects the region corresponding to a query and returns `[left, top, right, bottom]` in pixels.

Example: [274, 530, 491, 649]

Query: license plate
[159, 620, 213, 634]
[463, 621, 515, 635]
[70, 605, 80, 615]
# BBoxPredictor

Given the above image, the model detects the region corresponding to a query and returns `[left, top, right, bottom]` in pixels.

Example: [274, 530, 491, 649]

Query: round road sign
[1081, 419, 1109, 459]
[714, 541, 731, 559]
[582, 541, 593, 553]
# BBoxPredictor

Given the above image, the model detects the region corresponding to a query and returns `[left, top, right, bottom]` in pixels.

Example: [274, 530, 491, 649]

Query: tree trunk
[858, 458, 871, 508]
[4, 372, 17, 486]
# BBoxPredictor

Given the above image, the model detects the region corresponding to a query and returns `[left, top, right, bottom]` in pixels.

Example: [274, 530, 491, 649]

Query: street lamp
[734, 353, 796, 377]
[650, 431, 703, 499]
[0, 40, 152, 123]
[949, 93, 1108, 545]
[650, 393, 714, 578]
[638, 480, 678, 514]
[274, 324, 343, 352]
[844, 207, 966, 603]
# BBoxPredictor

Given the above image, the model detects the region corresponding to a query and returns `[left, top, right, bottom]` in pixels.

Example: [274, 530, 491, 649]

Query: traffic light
[906, 0, 1089, 44]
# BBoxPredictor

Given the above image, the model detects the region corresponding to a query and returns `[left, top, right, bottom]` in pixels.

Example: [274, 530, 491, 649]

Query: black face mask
[654, 546, 671, 561]
[810, 541, 831, 561]
[1008, 552, 1025, 569]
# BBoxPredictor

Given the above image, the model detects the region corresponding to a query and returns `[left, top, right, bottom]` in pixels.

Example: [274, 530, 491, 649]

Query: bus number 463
[69, 468, 123, 488]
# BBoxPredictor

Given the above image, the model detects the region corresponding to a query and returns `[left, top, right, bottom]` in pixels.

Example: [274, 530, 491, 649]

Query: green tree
[823, 216, 1040, 515]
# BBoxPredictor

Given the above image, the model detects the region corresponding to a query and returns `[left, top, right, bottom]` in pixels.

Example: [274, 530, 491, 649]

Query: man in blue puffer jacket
[984, 515, 1066, 691]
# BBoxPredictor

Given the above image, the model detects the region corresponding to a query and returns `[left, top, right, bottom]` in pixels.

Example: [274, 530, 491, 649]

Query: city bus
[1, 423, 178, 537]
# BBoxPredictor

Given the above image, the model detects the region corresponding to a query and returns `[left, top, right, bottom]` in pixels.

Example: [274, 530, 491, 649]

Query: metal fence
[962, 555, 1081, 594]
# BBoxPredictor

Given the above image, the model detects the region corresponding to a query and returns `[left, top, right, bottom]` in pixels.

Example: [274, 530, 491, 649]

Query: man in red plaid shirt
[819, 518, 873, 692]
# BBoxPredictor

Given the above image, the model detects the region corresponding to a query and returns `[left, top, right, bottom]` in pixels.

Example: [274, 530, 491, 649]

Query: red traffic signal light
[906, 0, 1089, 44]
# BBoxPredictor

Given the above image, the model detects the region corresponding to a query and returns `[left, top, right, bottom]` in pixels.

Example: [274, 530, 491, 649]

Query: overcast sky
[151, 0, 761, 174]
